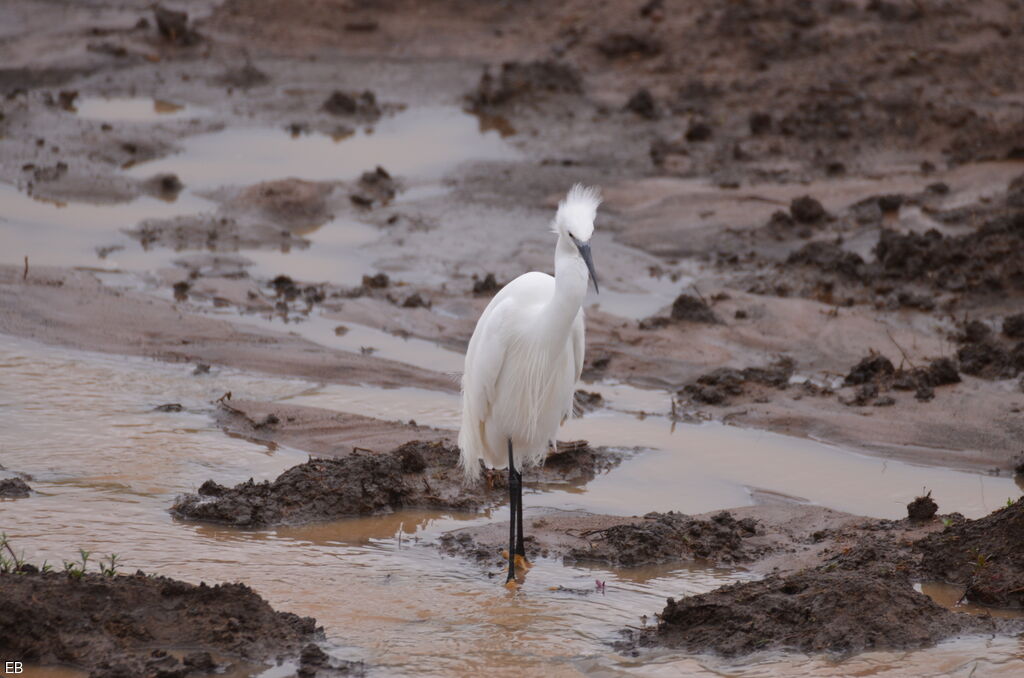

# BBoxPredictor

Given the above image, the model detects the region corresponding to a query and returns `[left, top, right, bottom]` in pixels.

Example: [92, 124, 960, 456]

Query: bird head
[554, 184, 601, 293]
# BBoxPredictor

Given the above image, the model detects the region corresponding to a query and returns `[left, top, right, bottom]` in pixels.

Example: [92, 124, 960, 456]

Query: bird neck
[545, 235, 588, 339]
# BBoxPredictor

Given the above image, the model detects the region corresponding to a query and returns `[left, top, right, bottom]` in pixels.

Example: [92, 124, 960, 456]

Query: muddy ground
[172, 438, 624, 527]
[441, 498, 1024, 656]
[0, 567, 362, 678]
[3, 0, 1024, 669]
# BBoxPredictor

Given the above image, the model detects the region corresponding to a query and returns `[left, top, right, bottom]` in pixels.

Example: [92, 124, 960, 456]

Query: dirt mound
[566, 511, 764, 567]
[916, 498, 1024, 608]
[845, 354, 894, 385]
[957, 340, 1023, 379]
[0, 569, 363, 677]
[640, 293, 720, 329]
[907, 492, 938, 521]
[634, 566, 1006, 657]
[0, 477, 31, 498]
[843, 354, 960, 403]
[681, 358, 795, 405]
[349, 166, 397, 208]
[874, 211, 1024, 294]
[786, 241, 866, 279]
[322, 89, 381, 119]
[172, 440, 622, 527]
[467, 60, 582, 110]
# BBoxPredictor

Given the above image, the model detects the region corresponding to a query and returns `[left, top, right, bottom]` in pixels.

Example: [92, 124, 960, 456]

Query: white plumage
[459, 184, 600, 480]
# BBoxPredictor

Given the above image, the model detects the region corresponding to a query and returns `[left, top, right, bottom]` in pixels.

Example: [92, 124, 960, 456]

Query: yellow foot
[501, 551, 533, 571]
[505, 579, 520, 592]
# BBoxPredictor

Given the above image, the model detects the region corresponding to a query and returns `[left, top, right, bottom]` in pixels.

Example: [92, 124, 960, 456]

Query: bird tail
[457, 404, 484, 483]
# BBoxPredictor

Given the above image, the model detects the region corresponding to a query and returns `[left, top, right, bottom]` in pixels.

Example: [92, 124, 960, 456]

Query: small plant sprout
[942, 517, 954, 528]
[1007, 497, 1015, 508]
[102, 553, 120, 577]
[78, 548, 91, 573]
[41, 560, 53, 574]
[0, 533, 25, 573]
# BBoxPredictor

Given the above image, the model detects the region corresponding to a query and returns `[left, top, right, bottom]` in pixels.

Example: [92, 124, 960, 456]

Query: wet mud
[0, 477, 32, 498]
[0, 568, 363, 678]
[916, 498, 1024, 609]
[172, 440, 623, 527]
[632, 567, 1013, 658]
[622, 498, 1024, 657]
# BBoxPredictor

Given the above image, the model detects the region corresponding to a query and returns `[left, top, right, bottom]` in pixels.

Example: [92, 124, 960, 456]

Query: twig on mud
[691, 284, 710, 308]
[352, 446, 376, 455]
[885, 328, 917, 370]
[23, 256, 28, 280]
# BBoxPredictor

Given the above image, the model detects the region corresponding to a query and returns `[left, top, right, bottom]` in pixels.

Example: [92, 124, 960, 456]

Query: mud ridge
[629, 566, 1012, 658]
[172, 440, 624, 527]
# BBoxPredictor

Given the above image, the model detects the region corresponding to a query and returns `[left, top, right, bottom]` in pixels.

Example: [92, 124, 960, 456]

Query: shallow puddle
[126, 106, 517, 189]
[917, 582, 1024, 620]
[74, 96, 208, 121]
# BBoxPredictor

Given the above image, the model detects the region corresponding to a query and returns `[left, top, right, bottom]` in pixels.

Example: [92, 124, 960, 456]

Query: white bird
[458, 184, 600, 586]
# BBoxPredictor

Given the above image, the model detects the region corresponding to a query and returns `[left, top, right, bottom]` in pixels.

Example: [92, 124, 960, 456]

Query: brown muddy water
[3, 99, 1024, 676]
[3, 335, 1023, 677]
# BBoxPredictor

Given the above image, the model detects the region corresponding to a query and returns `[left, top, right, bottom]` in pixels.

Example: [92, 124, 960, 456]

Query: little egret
[458, 184, 600, 587]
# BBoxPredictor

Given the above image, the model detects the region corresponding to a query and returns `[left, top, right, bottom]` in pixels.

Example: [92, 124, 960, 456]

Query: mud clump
[681, 358, 795, 405]
[639, 293, 719, 329]
[0, 570, 363, 677]
[472, 272, 503, 296]
[790, 195, 829, 224]
[0, 478, 31, 498]
[350, 166, 396, 207]
[873, 211, 1024, 294]
[787, 241, 865, 279]
[141, 173, 183, 200]
[1003, 313, 1024, 338]
[467, 60, 582, 111]
[322, 89, 380, 119]
[567, 511, 763, 567]
[957, 340, 1023, 379]
[154, 5, 201, 46]
[907, 492, 938, 521]
[892, 357, 961, 401]
[844, 354, 894, 386]
[361, 272, 390, 289]
[670, 294, 718, 323]
[624, 89, 657, 119]
[173, 440, 621, 527]
[916, 498, 1024, 608]
[634, 566, 1004, 657]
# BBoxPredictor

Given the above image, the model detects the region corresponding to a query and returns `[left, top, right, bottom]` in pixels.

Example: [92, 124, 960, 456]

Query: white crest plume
[552, 183, 601, 241]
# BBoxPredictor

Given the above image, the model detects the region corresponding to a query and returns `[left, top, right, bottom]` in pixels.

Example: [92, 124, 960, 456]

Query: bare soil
[0, 569, 363, 678]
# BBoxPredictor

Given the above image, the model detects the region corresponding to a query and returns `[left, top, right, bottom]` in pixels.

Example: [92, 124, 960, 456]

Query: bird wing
[462, 296, 512, 427]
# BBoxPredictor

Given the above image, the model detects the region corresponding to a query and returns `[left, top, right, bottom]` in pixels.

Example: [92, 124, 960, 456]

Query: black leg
[514, 463, 525, 557]
[506, 439, 519, 584]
